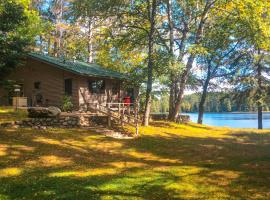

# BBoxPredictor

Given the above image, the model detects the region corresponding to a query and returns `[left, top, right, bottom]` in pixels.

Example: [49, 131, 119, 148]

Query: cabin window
[112, 83, 120, 95]
[34, 81, 41, 89]
[36, 93, 43, 104]
[88, 80, 105, 94]
[64, 79, 72, 96]
[127, 88, 134, 97]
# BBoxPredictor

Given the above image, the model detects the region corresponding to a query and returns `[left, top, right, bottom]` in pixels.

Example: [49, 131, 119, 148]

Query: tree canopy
[0, 0, 40, 78]
[1, 0, 270, 129]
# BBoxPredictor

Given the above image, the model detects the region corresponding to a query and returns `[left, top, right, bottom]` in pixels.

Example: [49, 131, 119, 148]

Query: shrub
[62, 96, 73, 112]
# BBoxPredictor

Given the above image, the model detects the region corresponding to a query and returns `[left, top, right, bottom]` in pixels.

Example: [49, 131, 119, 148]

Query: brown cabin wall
[1, 57, 80, 108]
[78, 77, 124, 107]
[0, 57, 127, 109]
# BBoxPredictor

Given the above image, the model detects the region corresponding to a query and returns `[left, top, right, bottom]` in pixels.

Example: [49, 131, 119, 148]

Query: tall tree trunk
[258, 103, 263, 129]
[87, 17, 94, 63]
[257, 55, 263, 129]
[143, 0, 157, 126]
[169, 2, 210, 121]
[166, 0, 176, 121]
[53, 36, 58, 57]
[168, 80, 176, 120]
[198, 72, 211, 124]
[55, 0, 64, 58]
[47, 37, 51, 55]
[172, 54, 196, 119]
[39, 35, 43, 53]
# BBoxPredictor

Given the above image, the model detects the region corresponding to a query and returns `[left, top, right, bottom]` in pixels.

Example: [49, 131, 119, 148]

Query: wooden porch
[87, 102, 140, 136]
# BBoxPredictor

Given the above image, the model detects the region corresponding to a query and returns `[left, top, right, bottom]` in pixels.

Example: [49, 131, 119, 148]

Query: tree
[230, 0, 270, 129]
[74, 0, 161, 126]
[159, 0, 224, 121]
[196, 11, 249, 124]
[141, 0, 159, 126]
[0, 0, 40, 78]
[72, 0, 109, 63]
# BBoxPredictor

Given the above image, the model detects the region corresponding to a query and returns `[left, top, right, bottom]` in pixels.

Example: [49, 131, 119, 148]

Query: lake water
[185, 112, 270, 129]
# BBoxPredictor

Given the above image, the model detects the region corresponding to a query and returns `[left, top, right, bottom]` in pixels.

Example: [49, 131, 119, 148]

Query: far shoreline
[183, 111, 270, 114]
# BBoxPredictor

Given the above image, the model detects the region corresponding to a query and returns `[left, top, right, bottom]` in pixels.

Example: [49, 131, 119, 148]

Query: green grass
[0, 108, 270, 199]
[0, 107, 28, 123]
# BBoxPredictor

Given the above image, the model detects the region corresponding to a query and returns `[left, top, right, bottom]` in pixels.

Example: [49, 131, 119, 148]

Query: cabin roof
[28, 53, 126, 80]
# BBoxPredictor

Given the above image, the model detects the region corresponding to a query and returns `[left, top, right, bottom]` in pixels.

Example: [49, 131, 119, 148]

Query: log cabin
[0, 53, 136, 110]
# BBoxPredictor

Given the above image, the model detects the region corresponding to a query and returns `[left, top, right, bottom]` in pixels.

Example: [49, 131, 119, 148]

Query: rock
[28, 107, 50, 118]
[150, 113, 168, 120]
[0, 122, 13, 128]
[47, 106, 61, 117]
[15, 121, 23, 125]
[40, 126, 47, 130]
[176, 114, 190, 124]
[28, 107, 61, 118]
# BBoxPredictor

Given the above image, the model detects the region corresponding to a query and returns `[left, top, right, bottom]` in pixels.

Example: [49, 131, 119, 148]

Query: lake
[185, 112, 270, 129]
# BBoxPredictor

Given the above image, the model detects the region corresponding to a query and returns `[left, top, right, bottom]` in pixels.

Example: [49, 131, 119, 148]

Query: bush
[62, 96, 73, 112]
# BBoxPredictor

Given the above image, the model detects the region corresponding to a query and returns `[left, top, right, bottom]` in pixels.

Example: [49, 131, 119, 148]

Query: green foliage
[0, 0, 40, 78]
[227, 0, 270, 114]
[6, 0, 268, 123]
[151, 94, 169, 113]
[0, 79, 20, 105]
[182, 92, 270, 113]
[62, 96, 73, 112]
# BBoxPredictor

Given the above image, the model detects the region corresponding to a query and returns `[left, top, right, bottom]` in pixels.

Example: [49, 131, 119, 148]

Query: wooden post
[121, 105, 125, 126]
[108, 103, 111, 127]
[118, 103, 122, 124]
[15, 97, 18, 111]
[127, 105, 131, 123]
[135, 95, 140, 136]
[135, 119, 139, 136]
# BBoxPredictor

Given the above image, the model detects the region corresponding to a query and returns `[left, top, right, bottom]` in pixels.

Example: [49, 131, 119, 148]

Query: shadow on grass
[0, 108, 28, 123]
[0, 126, 269, 199]
[150, 121, 220, 131]
[183, 122, 220, 130]
[149, 121, 179, 128]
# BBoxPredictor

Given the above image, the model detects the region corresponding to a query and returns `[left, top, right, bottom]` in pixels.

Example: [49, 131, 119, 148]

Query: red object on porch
[123, 96, 131, 105]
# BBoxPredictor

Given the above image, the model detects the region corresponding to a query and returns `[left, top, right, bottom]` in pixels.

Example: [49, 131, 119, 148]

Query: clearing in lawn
[0, 107, 269, 199]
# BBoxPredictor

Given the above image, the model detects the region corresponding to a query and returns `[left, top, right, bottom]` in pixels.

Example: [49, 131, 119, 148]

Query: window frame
[34, 81, 41, 90]
[88, 80, 105, 94]
[64, 78, 73, 96]
[112, 82, 120, 95]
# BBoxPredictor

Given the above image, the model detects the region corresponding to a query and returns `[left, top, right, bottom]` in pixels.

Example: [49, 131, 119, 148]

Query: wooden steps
[88, 103, 140, 135]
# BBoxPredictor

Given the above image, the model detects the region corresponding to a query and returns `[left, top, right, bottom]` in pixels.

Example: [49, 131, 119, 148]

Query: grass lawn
[0, 109, 270, 199]
[0, 107, 28, 123]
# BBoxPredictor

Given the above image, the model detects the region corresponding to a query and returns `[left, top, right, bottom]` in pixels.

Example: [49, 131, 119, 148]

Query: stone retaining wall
[176, 115, 190, 123]
[150, 113, 190, 123]
[0, 115, 109, 129]
[15, 116, 80, 129]
[0, 114, 190, 129]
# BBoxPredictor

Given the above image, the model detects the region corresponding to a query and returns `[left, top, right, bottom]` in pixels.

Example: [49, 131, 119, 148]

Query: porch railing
[88, 102, 140, 136]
